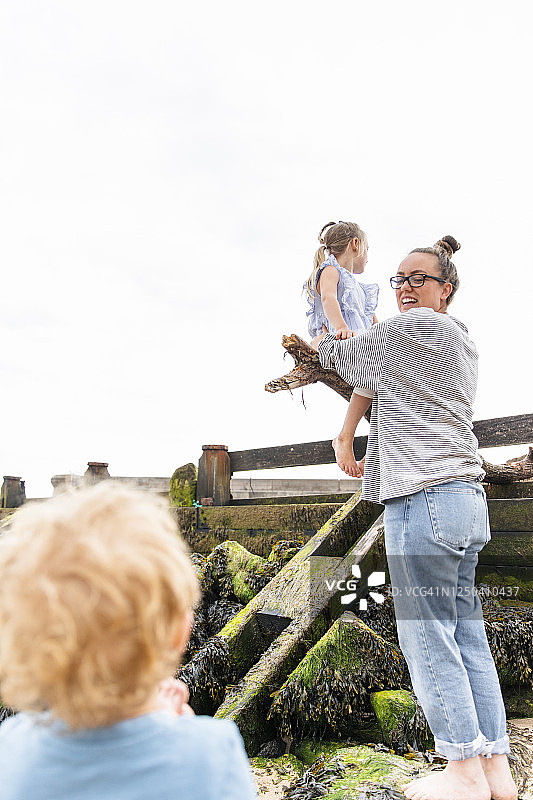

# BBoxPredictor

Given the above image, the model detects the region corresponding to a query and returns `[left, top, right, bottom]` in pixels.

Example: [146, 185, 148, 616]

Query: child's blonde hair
[0, 483, 199, 729]
[306, 220, 368, 299]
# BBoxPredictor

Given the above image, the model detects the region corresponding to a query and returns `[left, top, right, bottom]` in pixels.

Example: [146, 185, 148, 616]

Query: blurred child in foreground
[0, 484, 256, 800]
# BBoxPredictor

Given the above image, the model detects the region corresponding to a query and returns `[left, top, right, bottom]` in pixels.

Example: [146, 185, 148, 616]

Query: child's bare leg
[333, 391, 372, 477]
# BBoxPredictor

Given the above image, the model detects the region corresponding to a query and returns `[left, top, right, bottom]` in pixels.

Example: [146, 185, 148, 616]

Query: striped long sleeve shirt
[318, 307, 484, 504]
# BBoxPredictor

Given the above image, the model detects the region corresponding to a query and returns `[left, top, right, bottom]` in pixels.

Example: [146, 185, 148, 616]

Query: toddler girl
[306, 220, 379, 341]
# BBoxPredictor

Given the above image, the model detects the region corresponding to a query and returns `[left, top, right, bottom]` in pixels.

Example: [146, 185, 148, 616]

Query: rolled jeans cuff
[434, 731, 489, 761]
[480, 734, 511, 758]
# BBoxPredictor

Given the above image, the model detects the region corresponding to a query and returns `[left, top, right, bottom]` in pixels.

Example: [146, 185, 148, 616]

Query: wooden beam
[473, 414, 533, 448]
[229, 436, 366, 472]
[229, 413, 533, 473]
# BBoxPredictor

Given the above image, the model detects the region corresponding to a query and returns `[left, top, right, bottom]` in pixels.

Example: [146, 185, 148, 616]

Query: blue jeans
[384, 480, 509, 761]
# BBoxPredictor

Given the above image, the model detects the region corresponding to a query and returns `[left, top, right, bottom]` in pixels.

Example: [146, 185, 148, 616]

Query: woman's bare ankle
[480, 754, 518, 800]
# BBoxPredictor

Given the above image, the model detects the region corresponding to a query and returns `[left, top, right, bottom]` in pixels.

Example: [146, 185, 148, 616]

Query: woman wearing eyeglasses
[315, 236, 517, 800]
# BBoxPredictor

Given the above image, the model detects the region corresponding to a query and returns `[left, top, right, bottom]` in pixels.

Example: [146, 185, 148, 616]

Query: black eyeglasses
[390, 274, 452, 289]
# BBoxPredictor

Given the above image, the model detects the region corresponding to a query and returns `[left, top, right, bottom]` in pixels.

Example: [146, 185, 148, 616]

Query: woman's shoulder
[391, 308, 463, 328]
[389, 309, 476, 349]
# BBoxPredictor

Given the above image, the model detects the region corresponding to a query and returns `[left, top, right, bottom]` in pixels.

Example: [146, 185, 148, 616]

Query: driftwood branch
[266, 334, 533, 485]
[265, 334, 353, 402]
[481, 448, 533, 484]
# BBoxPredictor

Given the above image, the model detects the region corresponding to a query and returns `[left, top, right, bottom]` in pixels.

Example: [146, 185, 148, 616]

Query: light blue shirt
[306, 254, 379, 338]
[0, 711, 257, 800]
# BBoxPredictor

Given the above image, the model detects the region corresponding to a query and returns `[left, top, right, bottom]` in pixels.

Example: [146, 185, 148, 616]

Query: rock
[205, 540, 276, 605]
[268, 615, 404, 741]
[169, 463, 197, 507]
[370, 690, 432, 754]
[254, 743, 435, 799]
[267, 540, 303, 567]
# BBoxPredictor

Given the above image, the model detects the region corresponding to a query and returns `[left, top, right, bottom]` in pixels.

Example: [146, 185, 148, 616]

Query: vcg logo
[325, 565, 386, 610]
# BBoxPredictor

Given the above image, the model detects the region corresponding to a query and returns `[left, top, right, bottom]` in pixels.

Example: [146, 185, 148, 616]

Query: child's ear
[172, 610, 193, 654]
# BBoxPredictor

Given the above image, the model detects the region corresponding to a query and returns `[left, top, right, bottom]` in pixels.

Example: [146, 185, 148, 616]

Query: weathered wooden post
[196, 445, 231, 506]
[84, 462, 111, 484]
[1, 476, 26, 508]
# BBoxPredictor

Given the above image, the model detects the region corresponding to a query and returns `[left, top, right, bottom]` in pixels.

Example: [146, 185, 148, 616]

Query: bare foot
[309, 332, 326, 351]
[480, 754, 518, 800]
[332, 434, 362, 478]
[402, 758, 490, 800]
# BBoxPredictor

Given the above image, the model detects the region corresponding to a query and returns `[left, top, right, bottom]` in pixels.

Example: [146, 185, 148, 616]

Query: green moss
[169, 463, 197, 507]
[234, 493, 354, 506]
[281, 617, 401, 690]
[269, 616, 404, 740]
[476, 570, 533, 603]
[200, 503, 344, 535]
[293, 740, 346, 765]
[371, 690, 415, 731]
[371, 690, 432, 753]
[0, 509, 17, 528]
[270, 743, 431, 798]
[249, 753, 304, 774]
[206, 540, 270, 605]
[480, 533, 533, 568]
[487, 499, 533, 531]
[216, 610, 332, 753]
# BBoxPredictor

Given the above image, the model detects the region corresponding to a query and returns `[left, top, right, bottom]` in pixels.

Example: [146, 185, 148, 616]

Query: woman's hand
[157, 678, 194, 716]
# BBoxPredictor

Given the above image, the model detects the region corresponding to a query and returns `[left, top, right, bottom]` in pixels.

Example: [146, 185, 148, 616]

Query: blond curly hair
[0, 483, 199, 729]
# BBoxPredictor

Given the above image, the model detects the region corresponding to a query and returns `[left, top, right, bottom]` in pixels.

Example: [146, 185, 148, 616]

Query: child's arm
[317, 265, 355, 340]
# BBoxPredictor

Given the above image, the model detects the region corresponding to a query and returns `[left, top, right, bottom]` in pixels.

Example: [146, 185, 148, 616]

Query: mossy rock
[267, 744, 433, 798]
[371, 689, 432, 754]
[267, 539, 304, 566]
[169, 463, 197, 507]
[268, 614, 404, 740]
[293, 740, 347, 765]
[205, 540, 276, 605]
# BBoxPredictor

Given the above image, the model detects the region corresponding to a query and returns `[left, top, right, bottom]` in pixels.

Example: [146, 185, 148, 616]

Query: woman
[315, 236, 517, 800]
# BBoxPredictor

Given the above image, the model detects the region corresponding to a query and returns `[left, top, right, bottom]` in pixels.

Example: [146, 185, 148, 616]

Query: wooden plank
[488, 499, 533, 532]
[229, 436, 367, 472]
[474, 413, 533, 448]
[229, 413, 533, 473]
[478, 532, 533, 568]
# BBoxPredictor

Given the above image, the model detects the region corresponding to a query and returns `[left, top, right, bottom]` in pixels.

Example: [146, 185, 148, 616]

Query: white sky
[1, 0, 532, 498]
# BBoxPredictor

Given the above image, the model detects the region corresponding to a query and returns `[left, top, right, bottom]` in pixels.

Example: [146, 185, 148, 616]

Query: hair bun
[434, 235, 461, 258]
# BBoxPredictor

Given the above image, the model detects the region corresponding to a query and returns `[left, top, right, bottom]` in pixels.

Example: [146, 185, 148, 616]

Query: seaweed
[269, 617, 404, 741]
[284, 754, 346, 800]
[178, 636, 232, 715]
